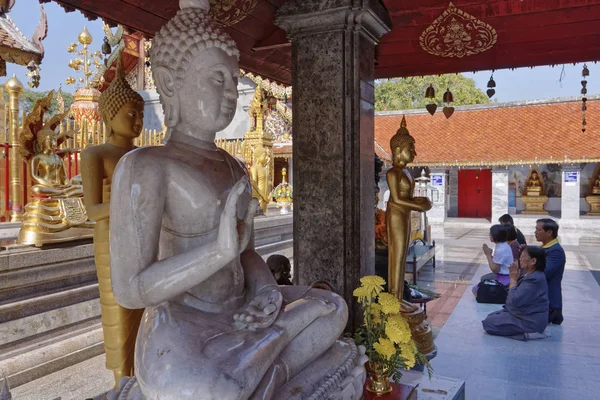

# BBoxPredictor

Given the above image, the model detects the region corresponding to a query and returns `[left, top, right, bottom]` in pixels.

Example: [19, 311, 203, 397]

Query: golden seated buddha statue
[17, 91, 93, 246]
[592, 176, 600, 195]
[526, 171, 543, 196]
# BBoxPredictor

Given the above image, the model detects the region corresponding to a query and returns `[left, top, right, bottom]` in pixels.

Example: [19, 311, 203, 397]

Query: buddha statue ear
[154, 66, 179, 128]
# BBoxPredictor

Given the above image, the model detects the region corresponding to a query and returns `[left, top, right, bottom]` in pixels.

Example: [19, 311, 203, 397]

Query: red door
[458, 169, 492, 219]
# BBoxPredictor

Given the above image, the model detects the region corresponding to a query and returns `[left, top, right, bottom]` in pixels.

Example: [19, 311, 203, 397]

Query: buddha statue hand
[218, 176, 257, 260]
[414, 197, 432, 212]
[233, 286, 283, 331]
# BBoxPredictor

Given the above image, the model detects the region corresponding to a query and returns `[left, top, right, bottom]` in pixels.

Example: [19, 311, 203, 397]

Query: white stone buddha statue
[108, 1, 348, 399]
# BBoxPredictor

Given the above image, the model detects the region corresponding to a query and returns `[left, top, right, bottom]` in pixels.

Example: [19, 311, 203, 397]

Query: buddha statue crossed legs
[109, 1, 347, 399]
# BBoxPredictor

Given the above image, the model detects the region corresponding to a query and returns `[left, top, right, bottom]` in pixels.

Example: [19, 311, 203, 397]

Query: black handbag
[476, 279, 508, 304]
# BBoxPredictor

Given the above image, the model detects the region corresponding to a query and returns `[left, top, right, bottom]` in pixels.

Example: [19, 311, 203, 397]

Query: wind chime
[443, 87, 454, 119]
[581, 64, 589, 133]
[425, 84, 436, 115]
[486, 74, 496, 98]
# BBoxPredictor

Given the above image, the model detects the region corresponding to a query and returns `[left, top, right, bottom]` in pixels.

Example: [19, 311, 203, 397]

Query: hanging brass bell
[425, 84, 435, 99]
[443, 88, 454, 103]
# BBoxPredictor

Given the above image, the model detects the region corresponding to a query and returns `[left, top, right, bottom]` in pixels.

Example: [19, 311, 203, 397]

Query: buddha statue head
[99, 53, 144, 139]
[150, 0, 240, 139]
[253, 146, 269, 167]
[35, 130, 58, 154]
[389, 116, 416, 167]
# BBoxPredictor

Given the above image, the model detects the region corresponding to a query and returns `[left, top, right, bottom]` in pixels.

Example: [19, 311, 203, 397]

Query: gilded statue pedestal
[586, 196, 600, 215]
[18, 197, 94, 246]
[521, 195, 548, 215]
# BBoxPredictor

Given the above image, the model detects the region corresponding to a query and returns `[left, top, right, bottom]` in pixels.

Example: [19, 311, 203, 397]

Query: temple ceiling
[40, 0, 600, 84]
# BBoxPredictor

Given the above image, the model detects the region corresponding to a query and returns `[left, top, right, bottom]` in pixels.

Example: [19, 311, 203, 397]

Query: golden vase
[365, 362, 393, 395]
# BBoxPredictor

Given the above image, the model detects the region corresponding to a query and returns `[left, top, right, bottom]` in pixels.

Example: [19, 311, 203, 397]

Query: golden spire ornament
[66, 26, 104, 126]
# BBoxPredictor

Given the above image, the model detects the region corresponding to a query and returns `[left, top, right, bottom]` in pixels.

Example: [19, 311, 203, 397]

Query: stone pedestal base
[94, 338, 368, 400]
[521, 195, 548, 215]
[585, 195, 600, 215]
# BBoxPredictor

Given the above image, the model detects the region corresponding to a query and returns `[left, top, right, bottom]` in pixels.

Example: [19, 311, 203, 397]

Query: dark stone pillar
[276, 0, 391, 330]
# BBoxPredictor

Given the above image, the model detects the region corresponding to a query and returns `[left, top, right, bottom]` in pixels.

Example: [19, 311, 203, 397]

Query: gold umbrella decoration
[66, 27, 104, 126]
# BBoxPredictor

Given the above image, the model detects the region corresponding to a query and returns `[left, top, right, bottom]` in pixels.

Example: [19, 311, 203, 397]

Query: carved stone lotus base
[94, 338, 368, 400]
[521, 195, 548, 215]
[17, 197, 94, 246]
[586, 196, 600, 215]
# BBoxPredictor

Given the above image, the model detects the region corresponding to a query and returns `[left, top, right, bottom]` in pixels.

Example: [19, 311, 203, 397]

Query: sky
[4, 0, 600, 102]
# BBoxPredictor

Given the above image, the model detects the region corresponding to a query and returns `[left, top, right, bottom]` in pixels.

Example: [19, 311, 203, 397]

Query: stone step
[0, 257, 96, 303]
[0, 282, 99, 323]
[0, 317, 104, 389]
[0, 298, 101, 347]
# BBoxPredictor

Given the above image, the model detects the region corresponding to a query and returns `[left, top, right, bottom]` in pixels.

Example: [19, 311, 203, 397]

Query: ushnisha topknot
[99, 52, 144, 125]
[389, 116, 415, 155]
[150, 0, 240, 89]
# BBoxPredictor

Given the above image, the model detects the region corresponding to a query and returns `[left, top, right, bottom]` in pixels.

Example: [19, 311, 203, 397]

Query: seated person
[482, 246, 549, 337]
[267, 254, 293, 286]
[498, 213, 527, 245]
[504, 223, 521, 260]
[472, 224, 513, 295]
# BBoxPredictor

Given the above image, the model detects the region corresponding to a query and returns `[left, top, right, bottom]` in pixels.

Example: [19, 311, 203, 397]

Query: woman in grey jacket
[482, 246, 549, 336]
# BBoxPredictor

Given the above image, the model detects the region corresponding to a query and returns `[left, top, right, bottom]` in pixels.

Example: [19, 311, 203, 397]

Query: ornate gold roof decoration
[419, 2, 497, 58]
[240, 69, 292, 123]
[240, 69, 292, 100]
[210, 0, 257, 27]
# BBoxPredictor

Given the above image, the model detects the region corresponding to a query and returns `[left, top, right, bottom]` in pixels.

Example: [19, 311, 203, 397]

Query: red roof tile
[374, 97, 600, 166]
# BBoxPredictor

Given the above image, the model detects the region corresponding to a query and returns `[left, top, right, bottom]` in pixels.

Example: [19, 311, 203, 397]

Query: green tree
[375, 74, 491, 112]
[19, 89, 75, 115]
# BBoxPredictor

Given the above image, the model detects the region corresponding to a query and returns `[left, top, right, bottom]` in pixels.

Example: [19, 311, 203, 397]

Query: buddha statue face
[157, 47, 239, 136]
[38, 131, 57, 153]
[254, 148, 268, 166]
[110, 100, 145, 139]
[393, 141, 416, 166]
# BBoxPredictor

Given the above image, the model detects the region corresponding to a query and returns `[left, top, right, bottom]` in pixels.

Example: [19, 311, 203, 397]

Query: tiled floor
[421, 223, 600, 400]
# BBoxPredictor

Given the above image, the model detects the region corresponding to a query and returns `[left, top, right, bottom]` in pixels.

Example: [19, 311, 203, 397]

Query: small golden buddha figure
[386, 117, 432, 301]
[526, 171, 542, 196]
[592, 175, 600, 195]
[250, 145, 271, 213]
[17, 91, 93, 246]
[30, 132, 83, 198]
[80, 53, 145, 386]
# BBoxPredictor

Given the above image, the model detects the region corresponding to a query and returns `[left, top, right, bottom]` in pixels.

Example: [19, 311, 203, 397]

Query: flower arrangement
[353, 276, 431, 390]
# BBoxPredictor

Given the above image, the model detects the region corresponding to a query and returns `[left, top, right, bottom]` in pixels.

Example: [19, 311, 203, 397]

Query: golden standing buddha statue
[17, 91, 93, 246]
[250, 145, 271, 213]
[80, 54, 145, 386]
[386, 116, 435, 356]
[386, 116, 432, 301]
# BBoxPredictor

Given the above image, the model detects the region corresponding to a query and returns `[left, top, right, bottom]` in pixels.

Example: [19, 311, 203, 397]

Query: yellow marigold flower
[385, 314, 412, 344]
[359, 276, 386, 296]
[400, 341, 417, 368]
[370, 303, 383, 325]
[353, 286, 371, 302]
[374, 338, 396, 360]
[378, 292, 401, 314]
